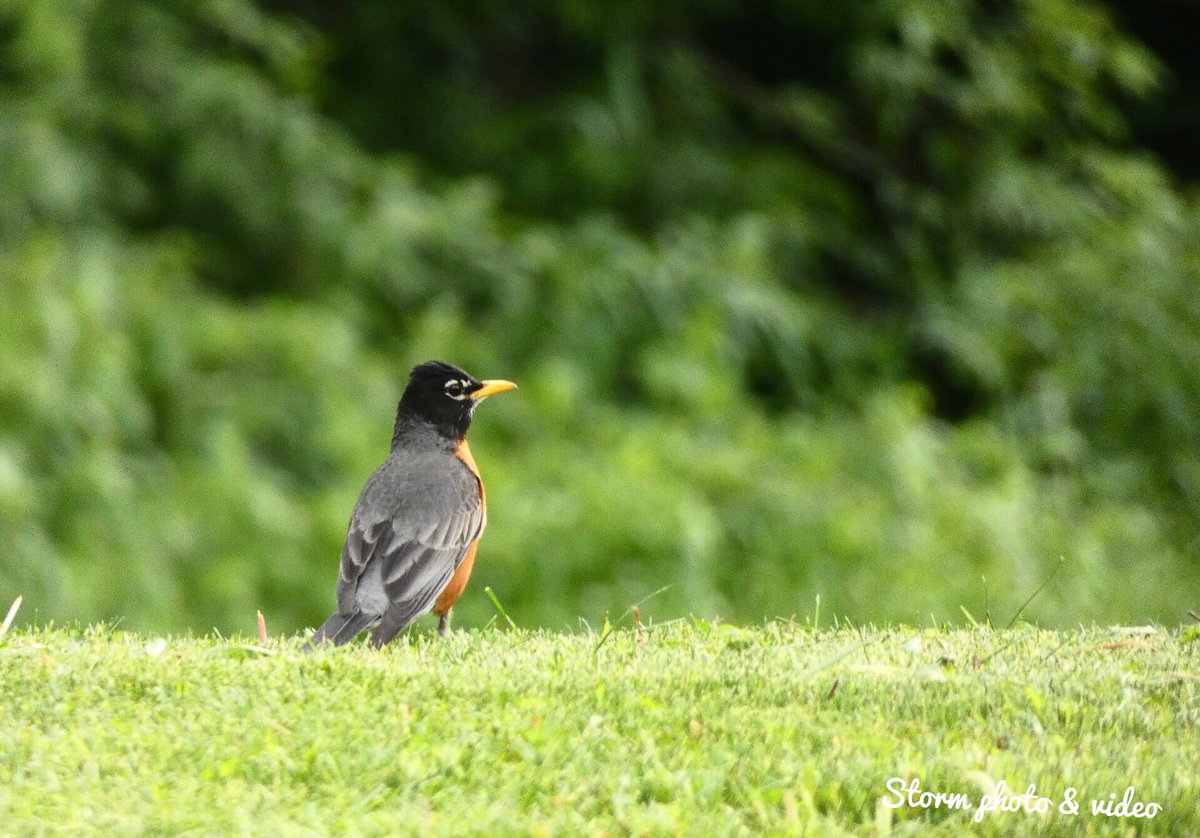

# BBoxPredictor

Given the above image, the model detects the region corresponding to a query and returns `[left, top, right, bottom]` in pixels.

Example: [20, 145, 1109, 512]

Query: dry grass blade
[1, 595, 22, 637]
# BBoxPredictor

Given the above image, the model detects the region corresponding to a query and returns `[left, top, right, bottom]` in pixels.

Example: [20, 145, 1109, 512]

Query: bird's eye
[444, 379, 468, 400]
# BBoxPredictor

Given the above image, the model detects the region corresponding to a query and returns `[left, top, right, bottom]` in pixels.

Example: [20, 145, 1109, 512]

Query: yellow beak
[470, 379, 518, 400]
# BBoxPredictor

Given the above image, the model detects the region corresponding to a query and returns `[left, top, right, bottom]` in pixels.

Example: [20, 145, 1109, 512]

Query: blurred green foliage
[2, 0, 1198, 634]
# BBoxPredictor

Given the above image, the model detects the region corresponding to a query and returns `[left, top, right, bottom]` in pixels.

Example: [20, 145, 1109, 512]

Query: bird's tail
[306, 611, 374, 649]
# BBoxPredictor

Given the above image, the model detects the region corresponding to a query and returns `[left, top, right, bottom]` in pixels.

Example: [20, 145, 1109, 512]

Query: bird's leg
[438, 610, 452, 637]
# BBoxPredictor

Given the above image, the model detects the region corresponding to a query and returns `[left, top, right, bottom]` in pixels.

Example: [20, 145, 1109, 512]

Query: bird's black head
[394, 360, 516, 443]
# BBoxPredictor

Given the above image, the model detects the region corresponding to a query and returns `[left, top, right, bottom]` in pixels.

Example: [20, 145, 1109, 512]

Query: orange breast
[434, 438, 485, 615]
[434, 539, 478, 615]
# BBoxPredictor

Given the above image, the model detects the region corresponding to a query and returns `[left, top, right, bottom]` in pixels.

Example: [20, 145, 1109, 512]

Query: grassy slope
[1, 622, 1197, 836]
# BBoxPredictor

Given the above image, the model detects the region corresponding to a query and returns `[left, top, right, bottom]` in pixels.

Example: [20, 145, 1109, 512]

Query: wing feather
[333, 449, 484, 635]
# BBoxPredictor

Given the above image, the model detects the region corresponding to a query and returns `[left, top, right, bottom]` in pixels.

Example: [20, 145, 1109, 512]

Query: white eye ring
[444, 379, 470, 400]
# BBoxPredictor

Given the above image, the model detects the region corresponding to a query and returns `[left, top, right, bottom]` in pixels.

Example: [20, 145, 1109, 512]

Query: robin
[309, 360, 516, 647]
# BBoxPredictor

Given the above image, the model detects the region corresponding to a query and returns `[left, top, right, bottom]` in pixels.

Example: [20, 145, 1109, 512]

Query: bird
[309, 360, 516, 648]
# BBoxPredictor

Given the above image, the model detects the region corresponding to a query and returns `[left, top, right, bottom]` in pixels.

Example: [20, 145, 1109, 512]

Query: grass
[1, 619, 1198, 836]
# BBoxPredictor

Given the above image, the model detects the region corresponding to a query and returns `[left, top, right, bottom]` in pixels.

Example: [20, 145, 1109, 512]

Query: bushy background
[2, 0, 1198, 634]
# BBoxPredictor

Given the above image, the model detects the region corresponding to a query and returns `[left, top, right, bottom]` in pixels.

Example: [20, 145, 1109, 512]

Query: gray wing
[335, 450, 483, 633]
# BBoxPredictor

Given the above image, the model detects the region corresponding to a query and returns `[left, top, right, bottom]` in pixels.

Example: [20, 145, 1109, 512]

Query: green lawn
[1, 621, 1196, 835]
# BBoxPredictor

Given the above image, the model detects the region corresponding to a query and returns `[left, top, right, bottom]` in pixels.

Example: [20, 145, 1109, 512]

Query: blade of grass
[1, 595, 22, 636]
[594, 586, 671, 652]
[484, 587, 516, 629]
[1006, 556, 1067, 629]
[800, 639, 873, 680]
